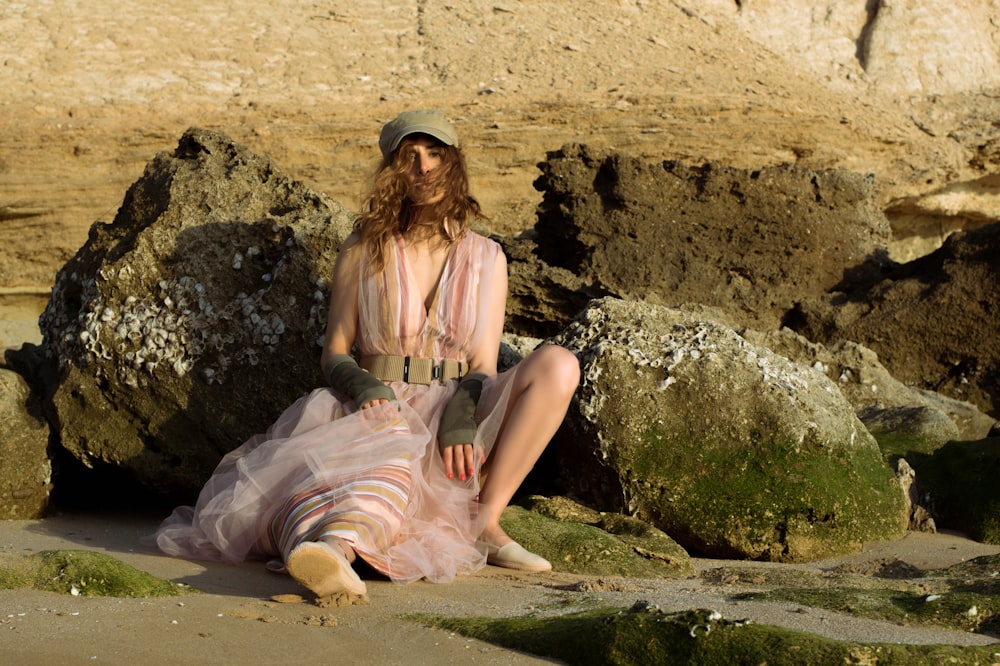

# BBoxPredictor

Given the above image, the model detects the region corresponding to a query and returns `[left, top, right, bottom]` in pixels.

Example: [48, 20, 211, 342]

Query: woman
[152, 109, 580, 599]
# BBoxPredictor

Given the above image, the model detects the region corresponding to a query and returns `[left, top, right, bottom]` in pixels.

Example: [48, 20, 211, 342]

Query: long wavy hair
[354, 134, 484, 273]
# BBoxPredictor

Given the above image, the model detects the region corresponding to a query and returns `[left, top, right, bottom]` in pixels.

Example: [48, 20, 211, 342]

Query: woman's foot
[481, 540, 552, 572]
[286, 541, 367, 597]
[478, 527, 551, 573]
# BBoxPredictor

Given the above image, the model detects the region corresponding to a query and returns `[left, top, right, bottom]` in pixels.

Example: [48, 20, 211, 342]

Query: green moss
[0, 550, 195, 597]
[870, 432, 941, 461]
[409, 605, 998, 666]
[499, 503, 694, 578]
[737, 587, 999, 634]
[730, 554, 1000, 636]
[628, 421, 905, 561]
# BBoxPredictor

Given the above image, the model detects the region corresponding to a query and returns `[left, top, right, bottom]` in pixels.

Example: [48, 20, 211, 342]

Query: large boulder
[530, 144, 892, 330]
[550, 297, 907, 562]
[0, 366, 51, 518]
[788, 222, 1000, 419]
[740, 327, 996, 443]
[39, 128, 354, 500]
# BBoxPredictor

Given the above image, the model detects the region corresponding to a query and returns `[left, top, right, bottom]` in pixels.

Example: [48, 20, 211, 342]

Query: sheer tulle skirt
[151, 366, 518, 584]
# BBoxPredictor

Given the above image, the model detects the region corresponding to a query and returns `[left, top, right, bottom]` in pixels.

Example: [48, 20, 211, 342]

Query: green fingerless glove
[324, 353, 396, 407]
[438, 371, 487, 451]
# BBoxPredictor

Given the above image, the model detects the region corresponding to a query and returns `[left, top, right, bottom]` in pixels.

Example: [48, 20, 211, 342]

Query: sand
[2, 511, 998, 664]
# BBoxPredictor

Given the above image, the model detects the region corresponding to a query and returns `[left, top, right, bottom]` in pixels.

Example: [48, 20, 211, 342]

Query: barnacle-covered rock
[549, 297, 908, 562]
[38, 128, 353, 499]
[740, 327, 996, 443]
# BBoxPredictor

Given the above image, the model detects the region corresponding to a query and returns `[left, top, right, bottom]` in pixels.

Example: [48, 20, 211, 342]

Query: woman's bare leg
[478, 345, 580, 545]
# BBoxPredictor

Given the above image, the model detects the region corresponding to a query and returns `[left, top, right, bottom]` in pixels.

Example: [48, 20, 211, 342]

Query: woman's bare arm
[321, 234, 363, 367]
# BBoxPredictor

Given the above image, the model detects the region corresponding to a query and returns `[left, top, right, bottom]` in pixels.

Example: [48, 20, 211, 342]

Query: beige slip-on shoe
[286, 540, 367, 597]
[481, 540, 552, 573]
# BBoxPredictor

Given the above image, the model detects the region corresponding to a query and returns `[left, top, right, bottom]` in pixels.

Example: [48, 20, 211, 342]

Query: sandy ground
[1, 512, 998, 665]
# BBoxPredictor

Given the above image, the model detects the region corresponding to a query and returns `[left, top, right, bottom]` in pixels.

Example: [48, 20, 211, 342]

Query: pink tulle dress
[152, 232, 518, 584]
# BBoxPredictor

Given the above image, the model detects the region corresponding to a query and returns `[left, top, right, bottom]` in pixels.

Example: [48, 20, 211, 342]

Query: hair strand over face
[354, 136, 484, 273]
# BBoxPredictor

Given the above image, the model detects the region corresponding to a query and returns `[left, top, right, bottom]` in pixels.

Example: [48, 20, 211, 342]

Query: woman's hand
[441, 443, 483, 482]
[359, 398, 390, 410]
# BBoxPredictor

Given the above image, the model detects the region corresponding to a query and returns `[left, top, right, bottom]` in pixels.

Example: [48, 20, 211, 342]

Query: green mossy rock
[418, 604, 996, 666]
[502, 496, 694, 578]
[0, 549, 194, 597]
[732, 553, 1000, 636]
[860, 405, 961, 460]
[552, 298, 907, 563]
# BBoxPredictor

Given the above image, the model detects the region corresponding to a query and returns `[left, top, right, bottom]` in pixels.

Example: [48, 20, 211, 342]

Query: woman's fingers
[442, 443, 478, 481]
[461, 443, 476, 479]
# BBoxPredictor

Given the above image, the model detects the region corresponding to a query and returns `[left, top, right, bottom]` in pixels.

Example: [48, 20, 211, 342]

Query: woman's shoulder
[333, 232, 366, 275]
[461, 230, 502, 255]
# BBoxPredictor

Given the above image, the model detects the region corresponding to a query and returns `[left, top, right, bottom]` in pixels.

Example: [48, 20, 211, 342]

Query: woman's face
[401, 136, 445, 205]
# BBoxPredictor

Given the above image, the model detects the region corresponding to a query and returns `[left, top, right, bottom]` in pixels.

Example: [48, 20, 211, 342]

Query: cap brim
[387, 127, 456, 155]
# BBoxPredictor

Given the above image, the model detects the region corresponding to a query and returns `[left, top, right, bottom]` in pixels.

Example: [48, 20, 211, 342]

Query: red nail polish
[447, 473, 453, 479]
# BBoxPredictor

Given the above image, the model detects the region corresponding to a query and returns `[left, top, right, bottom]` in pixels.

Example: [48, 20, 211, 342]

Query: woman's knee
[530, 345, 580, 396]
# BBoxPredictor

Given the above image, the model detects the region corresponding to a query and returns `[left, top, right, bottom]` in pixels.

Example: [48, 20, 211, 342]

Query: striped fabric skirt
[265, 456, 413, 576]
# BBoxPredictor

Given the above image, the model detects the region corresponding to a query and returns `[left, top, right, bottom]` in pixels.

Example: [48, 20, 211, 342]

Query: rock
[910, 437, 1000, 545]
[727, 0, 867, 85]
[858, 405, 960, 457]
[894, 458, 936, 533]
[0, 366, 52, 518]
[500, 496, 694, 578]
[861, 0, 1000, 95]
[789, 222, 1000, 419]
[531, 144, 892, 330]
[38, 128, 354, 499]
[550, 297, 907, 562]
[740, 327, 995, 442]
[730, 0, 1000, 95]
[498, 232, 604, 339]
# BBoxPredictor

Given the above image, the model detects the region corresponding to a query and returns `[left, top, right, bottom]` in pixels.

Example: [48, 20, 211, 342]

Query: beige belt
[361, 355, 468, 385]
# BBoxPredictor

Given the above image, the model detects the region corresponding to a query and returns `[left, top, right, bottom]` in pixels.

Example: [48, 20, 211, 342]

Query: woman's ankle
[477, 525, 512, 548]
[322, 536, 357, 563]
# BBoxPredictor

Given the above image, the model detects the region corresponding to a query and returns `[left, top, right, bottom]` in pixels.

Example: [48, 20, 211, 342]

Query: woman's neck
[400, 209, 451, 245]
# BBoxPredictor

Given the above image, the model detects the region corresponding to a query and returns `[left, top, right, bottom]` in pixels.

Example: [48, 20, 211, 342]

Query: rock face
[862, 0, 1000, 94]
[498, 234, 604, 339]
[549, 298, 907, 562]
[731, 0, 1000, 95]
[0, 367, 51, 518]
[532, 144, 892, 330]
[789, 222, 1000, 418]
[39, 129, 354, 499]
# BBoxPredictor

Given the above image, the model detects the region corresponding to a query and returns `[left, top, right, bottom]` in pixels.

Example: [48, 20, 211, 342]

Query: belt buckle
[432, 361, 443, 382]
